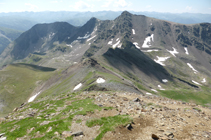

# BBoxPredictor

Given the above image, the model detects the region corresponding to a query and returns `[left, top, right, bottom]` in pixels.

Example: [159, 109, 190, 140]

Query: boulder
[133, 98, 140, 102]
[71, 131, 84, 137]
[152, 134, 159, 139]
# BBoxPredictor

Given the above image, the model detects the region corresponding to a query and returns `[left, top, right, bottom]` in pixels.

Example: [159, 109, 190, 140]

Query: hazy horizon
[0, 0, 210, 14]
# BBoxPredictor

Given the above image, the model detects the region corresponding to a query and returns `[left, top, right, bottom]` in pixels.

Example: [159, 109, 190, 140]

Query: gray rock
[152, 134, 159, 139]
[71, 131, 83, 137]
[126, 124, 133, 130]
[133, 98, 140, 102]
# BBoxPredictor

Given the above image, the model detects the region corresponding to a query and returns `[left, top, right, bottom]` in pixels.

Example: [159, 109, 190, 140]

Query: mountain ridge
[0, 11, 211, 121]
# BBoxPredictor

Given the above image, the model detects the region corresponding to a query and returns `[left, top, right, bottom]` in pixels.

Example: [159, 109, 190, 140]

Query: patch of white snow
[151, 89, 158, 92]
[187, 63, 198, 74]
[116, 38, 120, 41]
[96, 78, 105, 83]
[112, 40, 121, 49]
[167, 47, 179, 57]
[132, 29, 135, 34]
[201, 78, 206, 83]
[87, 35, 96, 42]
[158, 85, 165, 90]
[66, 44, 72, 48]
[146, 92, 152, 95]
[133, 42, 140, 49]
[77, 33, 90, 39]
[184, 47, 189, 55]
[73, 83, 82, 91]
[142, 34, 154, 48]
[162, 79, 168, 83]
[154, 56, 170, 66]
[108, 39, 113, 45]
[141, 49, 159, 52]
[192, 80, 202, 86]
[28, 92, 41, 103]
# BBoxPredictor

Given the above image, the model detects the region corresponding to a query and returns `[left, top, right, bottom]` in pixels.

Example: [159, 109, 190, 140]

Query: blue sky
[0, 0, 210, 14]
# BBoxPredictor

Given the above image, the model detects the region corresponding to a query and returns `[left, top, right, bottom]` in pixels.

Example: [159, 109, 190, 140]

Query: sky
[0, 0, 211, 14]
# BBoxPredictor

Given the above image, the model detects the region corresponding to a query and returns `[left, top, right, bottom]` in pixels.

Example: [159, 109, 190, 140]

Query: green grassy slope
[0, 63, 55, 117]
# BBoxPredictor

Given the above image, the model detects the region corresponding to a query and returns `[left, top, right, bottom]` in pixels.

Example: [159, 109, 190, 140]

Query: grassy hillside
[0, 63, 55, 117]
[0, 26, 22, 54]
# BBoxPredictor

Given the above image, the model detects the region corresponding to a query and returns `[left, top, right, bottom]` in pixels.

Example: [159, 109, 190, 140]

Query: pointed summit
[121, 11, 132, 16]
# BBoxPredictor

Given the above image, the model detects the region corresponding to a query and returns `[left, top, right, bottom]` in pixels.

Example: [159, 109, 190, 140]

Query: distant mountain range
[0, 11, 211, 31]
[0, 11, 210, 55]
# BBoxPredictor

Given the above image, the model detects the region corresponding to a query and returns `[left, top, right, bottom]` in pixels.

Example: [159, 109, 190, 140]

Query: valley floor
[0, 91, 211, 140]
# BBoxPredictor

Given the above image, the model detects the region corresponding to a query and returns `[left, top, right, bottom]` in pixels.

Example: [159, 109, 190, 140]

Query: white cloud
[25, 3, 38, 10]
[0, 3, 5, 4]
[186, 6, 192, 11]
[72, 1, 94, 10]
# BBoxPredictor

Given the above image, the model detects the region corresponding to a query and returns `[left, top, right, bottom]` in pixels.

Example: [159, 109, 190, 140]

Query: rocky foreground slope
[0, 91, 210, 140]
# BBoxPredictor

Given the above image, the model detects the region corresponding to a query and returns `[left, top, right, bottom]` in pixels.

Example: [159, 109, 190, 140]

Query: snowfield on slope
[87, 35, 96, 42]
[28, 92, 41, 103]
[167, 47, 179, 57]
[141, 49, 159, 52]
[154, 56, 170, 66]
[112, 40, 122, 49]
[142, 34, 154, 48]
[73, 83, 82, 91]
[184, 47, 189, 55]
[133, 42, 140, 49]
[192, 80, 202, 86]
[158, 85, 165, 90]
[201, 78, 206, 83]
[96, 78, 105, 83]
[187, 63, 198, 74]
[132, 29, 135, 34]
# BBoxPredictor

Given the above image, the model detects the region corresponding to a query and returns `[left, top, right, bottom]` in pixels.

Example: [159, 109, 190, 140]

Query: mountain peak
[121, 11, 132, 15]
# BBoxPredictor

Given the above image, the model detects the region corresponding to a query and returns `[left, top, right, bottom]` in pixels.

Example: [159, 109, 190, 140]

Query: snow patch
[108, 39, 113, 45]
[141, 49, 159, 52]
[162, 79, 168, 83]
[96, 78, 105, 83]
[66, 44, 72, 48]
[112, 40, 121, 49]
[73, 83, 82, 91]
[167, 47, 179, 57]
[133, 42, 140, 49]
[49, 32, 55, 39]
[28, 92, 41, 103]
[154, 56, 170, 66]
[87, 35, 96, 42]
[187, 63, 198, 74]
[150, 23, 152, 26]
[184, 47, 189, 55]
[116, 38, 119, 41]
[158, 85, 165, 90]
[77, 33, 90, 39]
[151, 89, 158, 92]
[132, 29, 135, 34]
[146, 92, 152, 95]
[142, 34, 154, 48]
[201, 78, 206, 83]
[192, 80, 202, 86]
